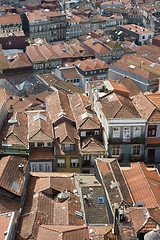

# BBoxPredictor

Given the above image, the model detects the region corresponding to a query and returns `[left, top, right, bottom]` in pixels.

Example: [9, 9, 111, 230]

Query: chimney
[113, 203, 119, 235]
[19, 163, 24, 173]
[140, 61, 143, 69]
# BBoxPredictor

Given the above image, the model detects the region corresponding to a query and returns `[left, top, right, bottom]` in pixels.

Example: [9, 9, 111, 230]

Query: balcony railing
[108, 137, 145, 144]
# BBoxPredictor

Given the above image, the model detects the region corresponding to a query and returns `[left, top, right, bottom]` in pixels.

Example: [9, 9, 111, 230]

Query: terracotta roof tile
[55, 121, 79, 143]
[0, 14, 21, 24]
[131, 92, 156, 120]
[74, 58, 109, 71]
[120, 77, 143, 97]
[61, 67, 80, 79]
[27, 110, 53, 141]
[9, 53, 32, 69]
[132, 162, 160, 206]
[68, 93, 100, 130]
[0, 88, 5, 111]
[123, 164, 159, 208]
[0, 155, 28, 196]
[0, 112, 28, 146]
[29, 147, 54, 161]
[96, 158, 133, 207]
[129, 207, 160, 233]
[37, 225, 89, 240]
[0, 197, 21, 224]
[46, 91, 75, 124]
[99, 92, 140, 119]
[64, 39, 94, 59]
[17, 174, 84, 239]
[145, 93, 160, 108]
[109, 80, 129, 97]
[0, 212, 14, 240]
[40, 73, 84, 94]
[36, 90, 52, 103]
[81, 137, 107, 154]
[113, 61, 158, 80]
[84, 39, 112, 54]
[53, 192, 84, 225]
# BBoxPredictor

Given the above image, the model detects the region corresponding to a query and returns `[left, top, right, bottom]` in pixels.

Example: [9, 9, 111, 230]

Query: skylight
[129, 65, 136, 69]
[33, 113, 47, 121]
[11, 181, 19, 193]
[150, 63, 156, 67]
[98, 196, 104, 204]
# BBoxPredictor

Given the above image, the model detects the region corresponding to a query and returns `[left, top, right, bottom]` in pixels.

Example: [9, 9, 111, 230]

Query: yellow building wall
[127, 59, 160, 76]
[56, 154, 81, 173]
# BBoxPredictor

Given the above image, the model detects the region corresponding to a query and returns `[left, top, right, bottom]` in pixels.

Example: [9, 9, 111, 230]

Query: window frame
[71, 158, 79, 168]
[111, 145, 121, 157]
[57, 158, 66, 168]
[148, 125, 157, 137]
[132, 144, 141, 156]
[123, 127, 130, 139]
[133, 126, 141, 138]
[112, 127, 120, 138]
[81, 131, 86, 137]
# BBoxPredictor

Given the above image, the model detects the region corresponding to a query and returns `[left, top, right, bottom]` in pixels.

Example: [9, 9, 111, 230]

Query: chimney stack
[19, 163, 24, 173]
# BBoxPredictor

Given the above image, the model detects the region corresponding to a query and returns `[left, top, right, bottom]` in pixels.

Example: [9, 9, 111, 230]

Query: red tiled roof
[81, 137, 107, 154]
[96, 158, 133, 207]
[123, 163, 159, 208]
[29, 147, 54, 161]
[46, 91, 75, 123]
[27, 110, 53, 141]
[74, 58, 109, 71]
[0, 14, 21, 24]
[0, 155, 28, 196]
[37, 225, 89, 240]
[68, 93, 100, 130]
[84, 39, 112, 54]
[132, 162, 160, 206]
[0, 213, 14, 240]
[145, 93, 160, 108]
[131, 92, 156, 120]
[0, 112, 28, 145]
[55, 121, 79, 143]
[0, 88, 5, 111]
[99, 92, 140, 119]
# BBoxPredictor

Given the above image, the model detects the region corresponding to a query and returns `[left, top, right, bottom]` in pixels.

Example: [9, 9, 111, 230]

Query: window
[133, 127, 141, 138]
[39, 164, 42, 171]
[30, 142, 35, 147]
[123, 127, 130, 139]
[81, 131, 86, 137]
[84, 155, 90, 161]
[113, 127, 120, 138]
[98, 196, 104, 204]
[45, 164, 50, 172]
[47, 142, 52, 147]
[111, 145, 121, 157]
[37, 142, 44, 147]
[132, 145, 141, 156]
[94, 130, 99, 136]
[71, 158, 79, 167]
[32, 164, 36, 172]
[65, 144, 70, 150]
[148, 125, 157, 137]
[57, 158, 65, 167]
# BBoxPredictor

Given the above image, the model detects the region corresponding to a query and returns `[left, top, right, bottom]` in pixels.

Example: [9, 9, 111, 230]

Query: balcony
[129, 154, 145, 162]
[108, 137, 145, 144]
